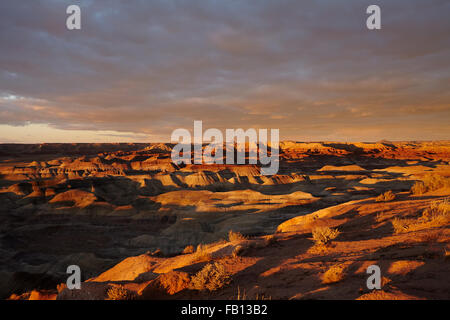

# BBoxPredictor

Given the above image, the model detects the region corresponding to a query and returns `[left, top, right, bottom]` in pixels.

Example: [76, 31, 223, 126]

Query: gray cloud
[0, 0, 449, 142]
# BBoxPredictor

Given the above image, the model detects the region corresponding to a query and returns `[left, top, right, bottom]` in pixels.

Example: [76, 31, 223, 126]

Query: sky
[0, 0, 449, 143]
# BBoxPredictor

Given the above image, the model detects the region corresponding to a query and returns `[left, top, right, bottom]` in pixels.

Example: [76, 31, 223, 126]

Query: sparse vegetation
[236, 286, 247, 300]
[4, 142, 450, 300]
[228, 230, 247, 242]
[189, 239, 230, 262]
[322, 264, 347, 284]
[182, 245, 195, 254]
[410, 174, 450, 195]
[376, 190, 395, 202]
[392, 198, 449, 234]
[375, 211, 387, 223]
[392, 217, 416, 233]
[236, 286, 271, 300]
[106, 285, 135, 300]
[422, 198, 450, 221]
[264, 235, 277, 246]
[410, 181, 427, 195]
[418, 229, 444, 243]
[312, 227, 340, 245]
[192, 244, 213, 263]
[381, 277, 392, 288]
[189, 262, 231, 292]
[232, 245, 245, 258]
[146, 248, 164, 257]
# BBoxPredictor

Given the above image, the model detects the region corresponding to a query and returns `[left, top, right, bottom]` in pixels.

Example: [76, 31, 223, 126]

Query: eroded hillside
[1, 141, 449, 299]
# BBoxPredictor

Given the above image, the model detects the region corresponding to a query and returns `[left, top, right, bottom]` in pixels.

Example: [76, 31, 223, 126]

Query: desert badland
[1, 0, 449, 304]
[1, 141, 449, 300]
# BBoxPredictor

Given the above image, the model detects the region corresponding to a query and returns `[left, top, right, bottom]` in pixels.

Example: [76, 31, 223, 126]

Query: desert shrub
[228, 230, 247, 242]
[149, 249, 164, 257]
[232, 245, 245, 258]
[376, 190, 395, 202]
[236, 286, 247, 300]
[375, 211, 388, 223]
[264, 235, 277, 246]
[411, 174, 450, 195]
[106, 285, 135, 300]
[418, 230, 444, 243]
[381, 277, 392, 288]
[425, 175, 450, 190]
[196, 243, 207, 252]
[189, 262, 231, 292]
[392, 198, 449, 234]
[422, 198, 450, 221]
[312, 227, 340, 245]
[392, 217, 416, 233]
[192, 244, 213, 263]
[182, 245, 195, 254]
[411, 181, 427, 195]
[254, 293, 271, 300]
[322, 264, 346, 284]
[190, 239, 228, 262]
[236, 287, 271, 300]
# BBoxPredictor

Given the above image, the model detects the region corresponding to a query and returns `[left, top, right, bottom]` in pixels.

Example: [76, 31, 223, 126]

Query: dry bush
[392, 217, 417, 234]
[392, 198, 449, 234]
[411, 182, 427, 195]
[264, 235, 277, 246]
[312, 227, 340, 245]
[422, 198, 450, 221]
[236, 287, 271, 300]
[411, 174, 450, 195]
[228, 230, 247, 242]
[418, 230, 444, 243]
[192, 244, 213, 263]
[182, 245, 195, 254]
[232, 245, 245, 258]
[190, 239, 228, 261]
[375, 211, 388, 223]
[189, 262, 231, 292]
[236, 286, 247, 300]
[376, 190, 395, 202]
[381, 277, 392, 288]
[106, 285, 135, 300]
[322, 264, 347, 284]
[254, 293, 272, 300]
[148, 249, 164, 257]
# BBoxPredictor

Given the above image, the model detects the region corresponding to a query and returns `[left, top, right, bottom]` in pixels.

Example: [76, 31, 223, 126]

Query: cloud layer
[1, 0, 449, 142]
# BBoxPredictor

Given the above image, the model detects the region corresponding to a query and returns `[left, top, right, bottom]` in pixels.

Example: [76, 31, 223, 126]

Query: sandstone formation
[1, 141, 449, 299]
